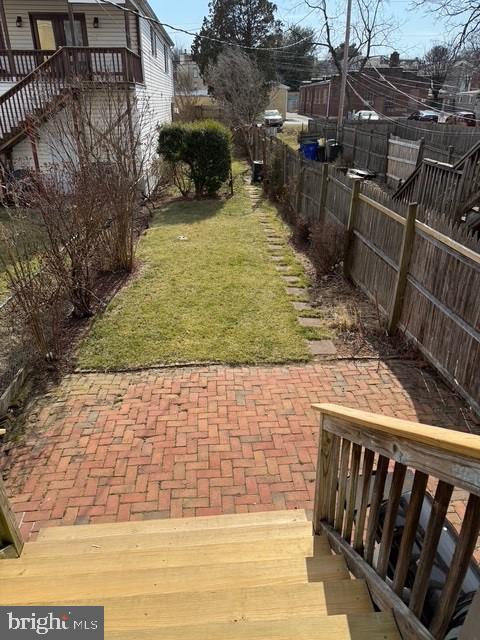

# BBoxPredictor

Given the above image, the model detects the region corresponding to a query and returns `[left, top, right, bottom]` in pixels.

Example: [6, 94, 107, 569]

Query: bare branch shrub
[174, 66, 202, 121]
[310, 220, 346, 276]
[0, 212, 64, 359]
[206, 48, 269, 161]
[292, 216, 311, 248]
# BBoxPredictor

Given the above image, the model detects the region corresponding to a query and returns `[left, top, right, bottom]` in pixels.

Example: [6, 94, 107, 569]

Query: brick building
[299, 67, 430, 119]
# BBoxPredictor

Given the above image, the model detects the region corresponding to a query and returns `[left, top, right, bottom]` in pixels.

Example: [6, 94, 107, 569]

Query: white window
[150, 25, 157, 58]
[164, 44, 169, 73]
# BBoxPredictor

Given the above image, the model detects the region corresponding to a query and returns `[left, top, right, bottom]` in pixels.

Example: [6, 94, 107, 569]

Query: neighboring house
[0, 0, 174, 185]
[299, 67, 430, 119]
[174, 51, 209, 97]
[268, 83, 289, 120]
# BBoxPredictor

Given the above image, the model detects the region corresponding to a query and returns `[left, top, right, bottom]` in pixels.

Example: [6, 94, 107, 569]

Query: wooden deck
[0, 510, 400, 639]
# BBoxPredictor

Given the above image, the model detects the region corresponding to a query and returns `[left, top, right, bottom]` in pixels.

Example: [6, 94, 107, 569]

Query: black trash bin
[317, 138, 327, 163]
[252, 160, 264, 183]
[327, 139, 342, 162]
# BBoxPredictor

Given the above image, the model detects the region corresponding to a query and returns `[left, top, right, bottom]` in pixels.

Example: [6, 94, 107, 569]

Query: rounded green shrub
[158, 120, 232, 197]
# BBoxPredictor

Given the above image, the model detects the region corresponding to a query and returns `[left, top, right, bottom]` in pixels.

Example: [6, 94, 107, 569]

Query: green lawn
[0, 209, 43, 300]
[78, 170, 310, 368]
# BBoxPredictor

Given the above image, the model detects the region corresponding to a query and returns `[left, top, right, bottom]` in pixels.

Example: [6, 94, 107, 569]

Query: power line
[346, 76, 480, 135]
[96, 0, 318, 51]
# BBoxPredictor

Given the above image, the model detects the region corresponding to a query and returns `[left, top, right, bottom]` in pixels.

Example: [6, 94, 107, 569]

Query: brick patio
[3, 359, 476, 543]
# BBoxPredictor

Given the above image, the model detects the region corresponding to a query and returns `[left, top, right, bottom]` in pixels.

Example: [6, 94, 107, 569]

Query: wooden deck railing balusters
[313, 403, 480, 640]
[0, 47, 143, 149]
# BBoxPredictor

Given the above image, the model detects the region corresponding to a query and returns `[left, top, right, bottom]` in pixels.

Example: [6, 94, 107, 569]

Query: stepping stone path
[245, 179, 338, 360]
[293, 302, 312, 311]
[308, 340, 337, 356]
[286, 287, 307, 297]
[298, 317, 322, 327]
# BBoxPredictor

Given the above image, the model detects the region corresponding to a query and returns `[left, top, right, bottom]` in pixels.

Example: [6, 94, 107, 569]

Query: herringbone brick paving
[3, 359, 477, 544]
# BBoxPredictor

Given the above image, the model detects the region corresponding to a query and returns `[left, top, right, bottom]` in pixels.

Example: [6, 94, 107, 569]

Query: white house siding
[9, 88, 134, 170]
[3, 1, 128, 49]
[135, 14, 173, 190]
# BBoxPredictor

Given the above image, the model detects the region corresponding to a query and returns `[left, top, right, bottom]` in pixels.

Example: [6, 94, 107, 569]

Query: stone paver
[298, 317, 322, 327]
[2, 361, 476, 543]
[293, 302, 313, 311]
[286, 287, 307, 296]
[308, 340, 337, 356]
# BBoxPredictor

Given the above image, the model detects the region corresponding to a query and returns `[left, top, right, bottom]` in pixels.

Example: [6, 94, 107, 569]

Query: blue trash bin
[300, 141, 318, 161]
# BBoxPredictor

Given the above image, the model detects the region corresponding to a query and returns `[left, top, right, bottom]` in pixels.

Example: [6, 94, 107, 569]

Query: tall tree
[192, 0, 280, 77]
[273, 25, 317, 90]
[422, 44, 455, 108]
[416, 0, 480, 49]
[306, 0, 395, 74]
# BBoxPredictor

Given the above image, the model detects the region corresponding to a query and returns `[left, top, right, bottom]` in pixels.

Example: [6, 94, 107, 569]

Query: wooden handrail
[313, 403, 480, 640]
[0, 47, 143, 144]
[313, 404, 480, 460]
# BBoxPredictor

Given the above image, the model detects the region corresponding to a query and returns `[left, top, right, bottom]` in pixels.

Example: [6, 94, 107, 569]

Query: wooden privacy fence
[313, 403, 480, 639]
[308, 118, 480, 165]
[387, 136, 423, 187]
[255, 128, 480, 414]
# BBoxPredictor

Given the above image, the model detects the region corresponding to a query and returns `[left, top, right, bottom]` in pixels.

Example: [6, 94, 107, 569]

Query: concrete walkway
[3, 359, 474, 542]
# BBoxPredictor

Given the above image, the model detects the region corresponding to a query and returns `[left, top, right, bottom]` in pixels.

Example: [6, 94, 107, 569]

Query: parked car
[351, 110, 380, 121]
[408, 110, 439, 122]
[263, 109, 284, 129]
[445, 111, 476, 127]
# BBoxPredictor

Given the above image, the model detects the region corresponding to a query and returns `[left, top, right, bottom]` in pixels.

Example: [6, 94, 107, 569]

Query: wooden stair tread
[22, 521, 314, 558]
[0, 536, 329, 578]
[13, 580, 374, 624]
[107, 612, 401, 640]
[36, 509, 309, 542]
[1, 556, 349, 604]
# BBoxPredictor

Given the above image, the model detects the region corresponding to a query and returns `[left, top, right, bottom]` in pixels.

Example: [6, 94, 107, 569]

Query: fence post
[296, 159, 305, 217]
[416, 138, 425, 168]
[318, 163, 329, 226]
[384, 132, 390, 180]
[283, 144, 288, 188]
[0, 476, 23, 558]
[313, 412, 340, 533]
[343, 178, 361, 279]
[447, 145, 454, 164]
[387, 202, 417, 335]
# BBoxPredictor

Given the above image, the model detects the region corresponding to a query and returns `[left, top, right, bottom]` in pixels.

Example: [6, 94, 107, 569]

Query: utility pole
[336, 0, 353, 141]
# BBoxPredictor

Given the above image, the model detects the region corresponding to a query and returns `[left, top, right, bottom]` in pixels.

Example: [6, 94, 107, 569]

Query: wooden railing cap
[312, 403, 480, 460]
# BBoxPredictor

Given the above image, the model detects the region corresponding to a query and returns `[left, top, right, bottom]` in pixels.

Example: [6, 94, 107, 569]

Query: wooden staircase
[0, 47, 143, 154]
[0, 510, 400, 639]
[393, 140, 480, 220]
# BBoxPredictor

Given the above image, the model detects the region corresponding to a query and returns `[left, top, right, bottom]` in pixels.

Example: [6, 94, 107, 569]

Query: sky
[150, 0, 451, 59]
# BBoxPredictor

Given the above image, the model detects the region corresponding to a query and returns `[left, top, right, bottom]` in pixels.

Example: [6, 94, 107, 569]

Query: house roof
[134, 0, 175, 47]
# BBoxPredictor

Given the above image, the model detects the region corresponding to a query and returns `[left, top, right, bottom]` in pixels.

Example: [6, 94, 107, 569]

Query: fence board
[256, 128, 480, 414]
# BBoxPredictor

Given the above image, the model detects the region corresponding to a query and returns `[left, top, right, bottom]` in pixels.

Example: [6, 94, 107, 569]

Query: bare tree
[175, 66, 202, 121]
[206, 48, 269, 161]
[1, 77, 152, 328]
[306, 0, 396, 74]
[416, 0, 480, 50]
[421, 44, 456, 108]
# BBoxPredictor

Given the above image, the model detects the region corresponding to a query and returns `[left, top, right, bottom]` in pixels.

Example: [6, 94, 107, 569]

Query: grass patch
[78, 169, 310, 368]
[0, 209, 43, 300]
[278, 125, 303, 150]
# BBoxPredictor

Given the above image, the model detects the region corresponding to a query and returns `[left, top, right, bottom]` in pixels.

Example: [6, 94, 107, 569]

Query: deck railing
[0, 475, 23, 559]
[0, 47, 143, 84]
[313, 403, 480, 640]
[0, 47, 143, 144]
